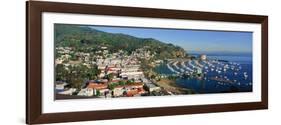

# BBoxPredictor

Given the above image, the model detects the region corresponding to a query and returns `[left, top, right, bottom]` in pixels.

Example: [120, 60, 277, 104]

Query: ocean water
[154, 54, 253, 94]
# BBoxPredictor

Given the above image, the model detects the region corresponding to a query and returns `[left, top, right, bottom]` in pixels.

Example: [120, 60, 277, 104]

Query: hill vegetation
[55, 24, 187, 59]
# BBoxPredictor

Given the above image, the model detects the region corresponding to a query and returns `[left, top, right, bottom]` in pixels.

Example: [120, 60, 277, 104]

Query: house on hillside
[87, 83, 109, 96]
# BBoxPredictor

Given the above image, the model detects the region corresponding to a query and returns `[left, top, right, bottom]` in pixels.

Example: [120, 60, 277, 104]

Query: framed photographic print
[26, 1, 268, 124]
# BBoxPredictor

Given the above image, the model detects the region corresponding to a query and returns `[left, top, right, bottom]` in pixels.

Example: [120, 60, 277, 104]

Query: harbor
[154, 54, 253, 94]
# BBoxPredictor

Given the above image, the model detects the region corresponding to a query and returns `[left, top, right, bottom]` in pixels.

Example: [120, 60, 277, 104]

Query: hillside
[54, 24, 187, 59]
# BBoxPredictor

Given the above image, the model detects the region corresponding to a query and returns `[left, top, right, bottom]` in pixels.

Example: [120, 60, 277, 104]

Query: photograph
[54, 24, 253, 100]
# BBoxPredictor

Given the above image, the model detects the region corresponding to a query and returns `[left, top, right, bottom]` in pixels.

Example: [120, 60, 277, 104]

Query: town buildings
[55, 46, 164, 98]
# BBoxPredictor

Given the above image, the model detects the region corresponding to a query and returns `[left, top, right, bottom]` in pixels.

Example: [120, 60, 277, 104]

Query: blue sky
[89, 25, 252, 54]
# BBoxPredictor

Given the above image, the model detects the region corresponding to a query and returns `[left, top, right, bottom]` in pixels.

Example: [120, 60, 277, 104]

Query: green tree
[118, 81, 126, 86]
[107, 73, 114, 81]
[56, 64, 68, 81]
[96, 90, 100, 96]
[150, 74, 156, 79]
[108, 83, 118, 90]
[126, 80, 134, 84]
[66, 64, 88, 88]
[86, 64, 101, 80]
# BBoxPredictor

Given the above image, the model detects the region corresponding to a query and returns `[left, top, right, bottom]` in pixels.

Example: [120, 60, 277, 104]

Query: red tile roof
[125, 89, 139, 97]
[114, 82, 144, 89]
[87, 83, 108, 90]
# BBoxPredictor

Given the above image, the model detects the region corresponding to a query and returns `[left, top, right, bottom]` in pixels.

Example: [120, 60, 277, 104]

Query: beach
[155, 78, 193, 94]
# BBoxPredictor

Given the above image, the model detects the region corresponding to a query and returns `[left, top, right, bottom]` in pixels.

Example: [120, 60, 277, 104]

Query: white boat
[181, 61, 193, 72]
[167, 62, 180, 74]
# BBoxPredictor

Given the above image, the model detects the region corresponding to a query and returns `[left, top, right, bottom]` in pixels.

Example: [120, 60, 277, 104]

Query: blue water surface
[154, 54, 253, 94]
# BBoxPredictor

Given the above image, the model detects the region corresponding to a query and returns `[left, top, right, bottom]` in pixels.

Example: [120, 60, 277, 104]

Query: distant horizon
[87, 25, 252, 54]
[187, 50, 252, 55]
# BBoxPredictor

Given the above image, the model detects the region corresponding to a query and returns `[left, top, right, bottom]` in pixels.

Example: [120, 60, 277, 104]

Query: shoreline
[155, 78, 194, 95]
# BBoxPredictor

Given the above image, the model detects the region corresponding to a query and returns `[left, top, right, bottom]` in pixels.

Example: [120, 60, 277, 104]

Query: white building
[113, 87, 124, 97]
[77, 88, 94, 96]
[58, 88, 77, 95]
[144, 83, 161, 92]
[55, 82, 68, 90]
[120, 71, 144, 80]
